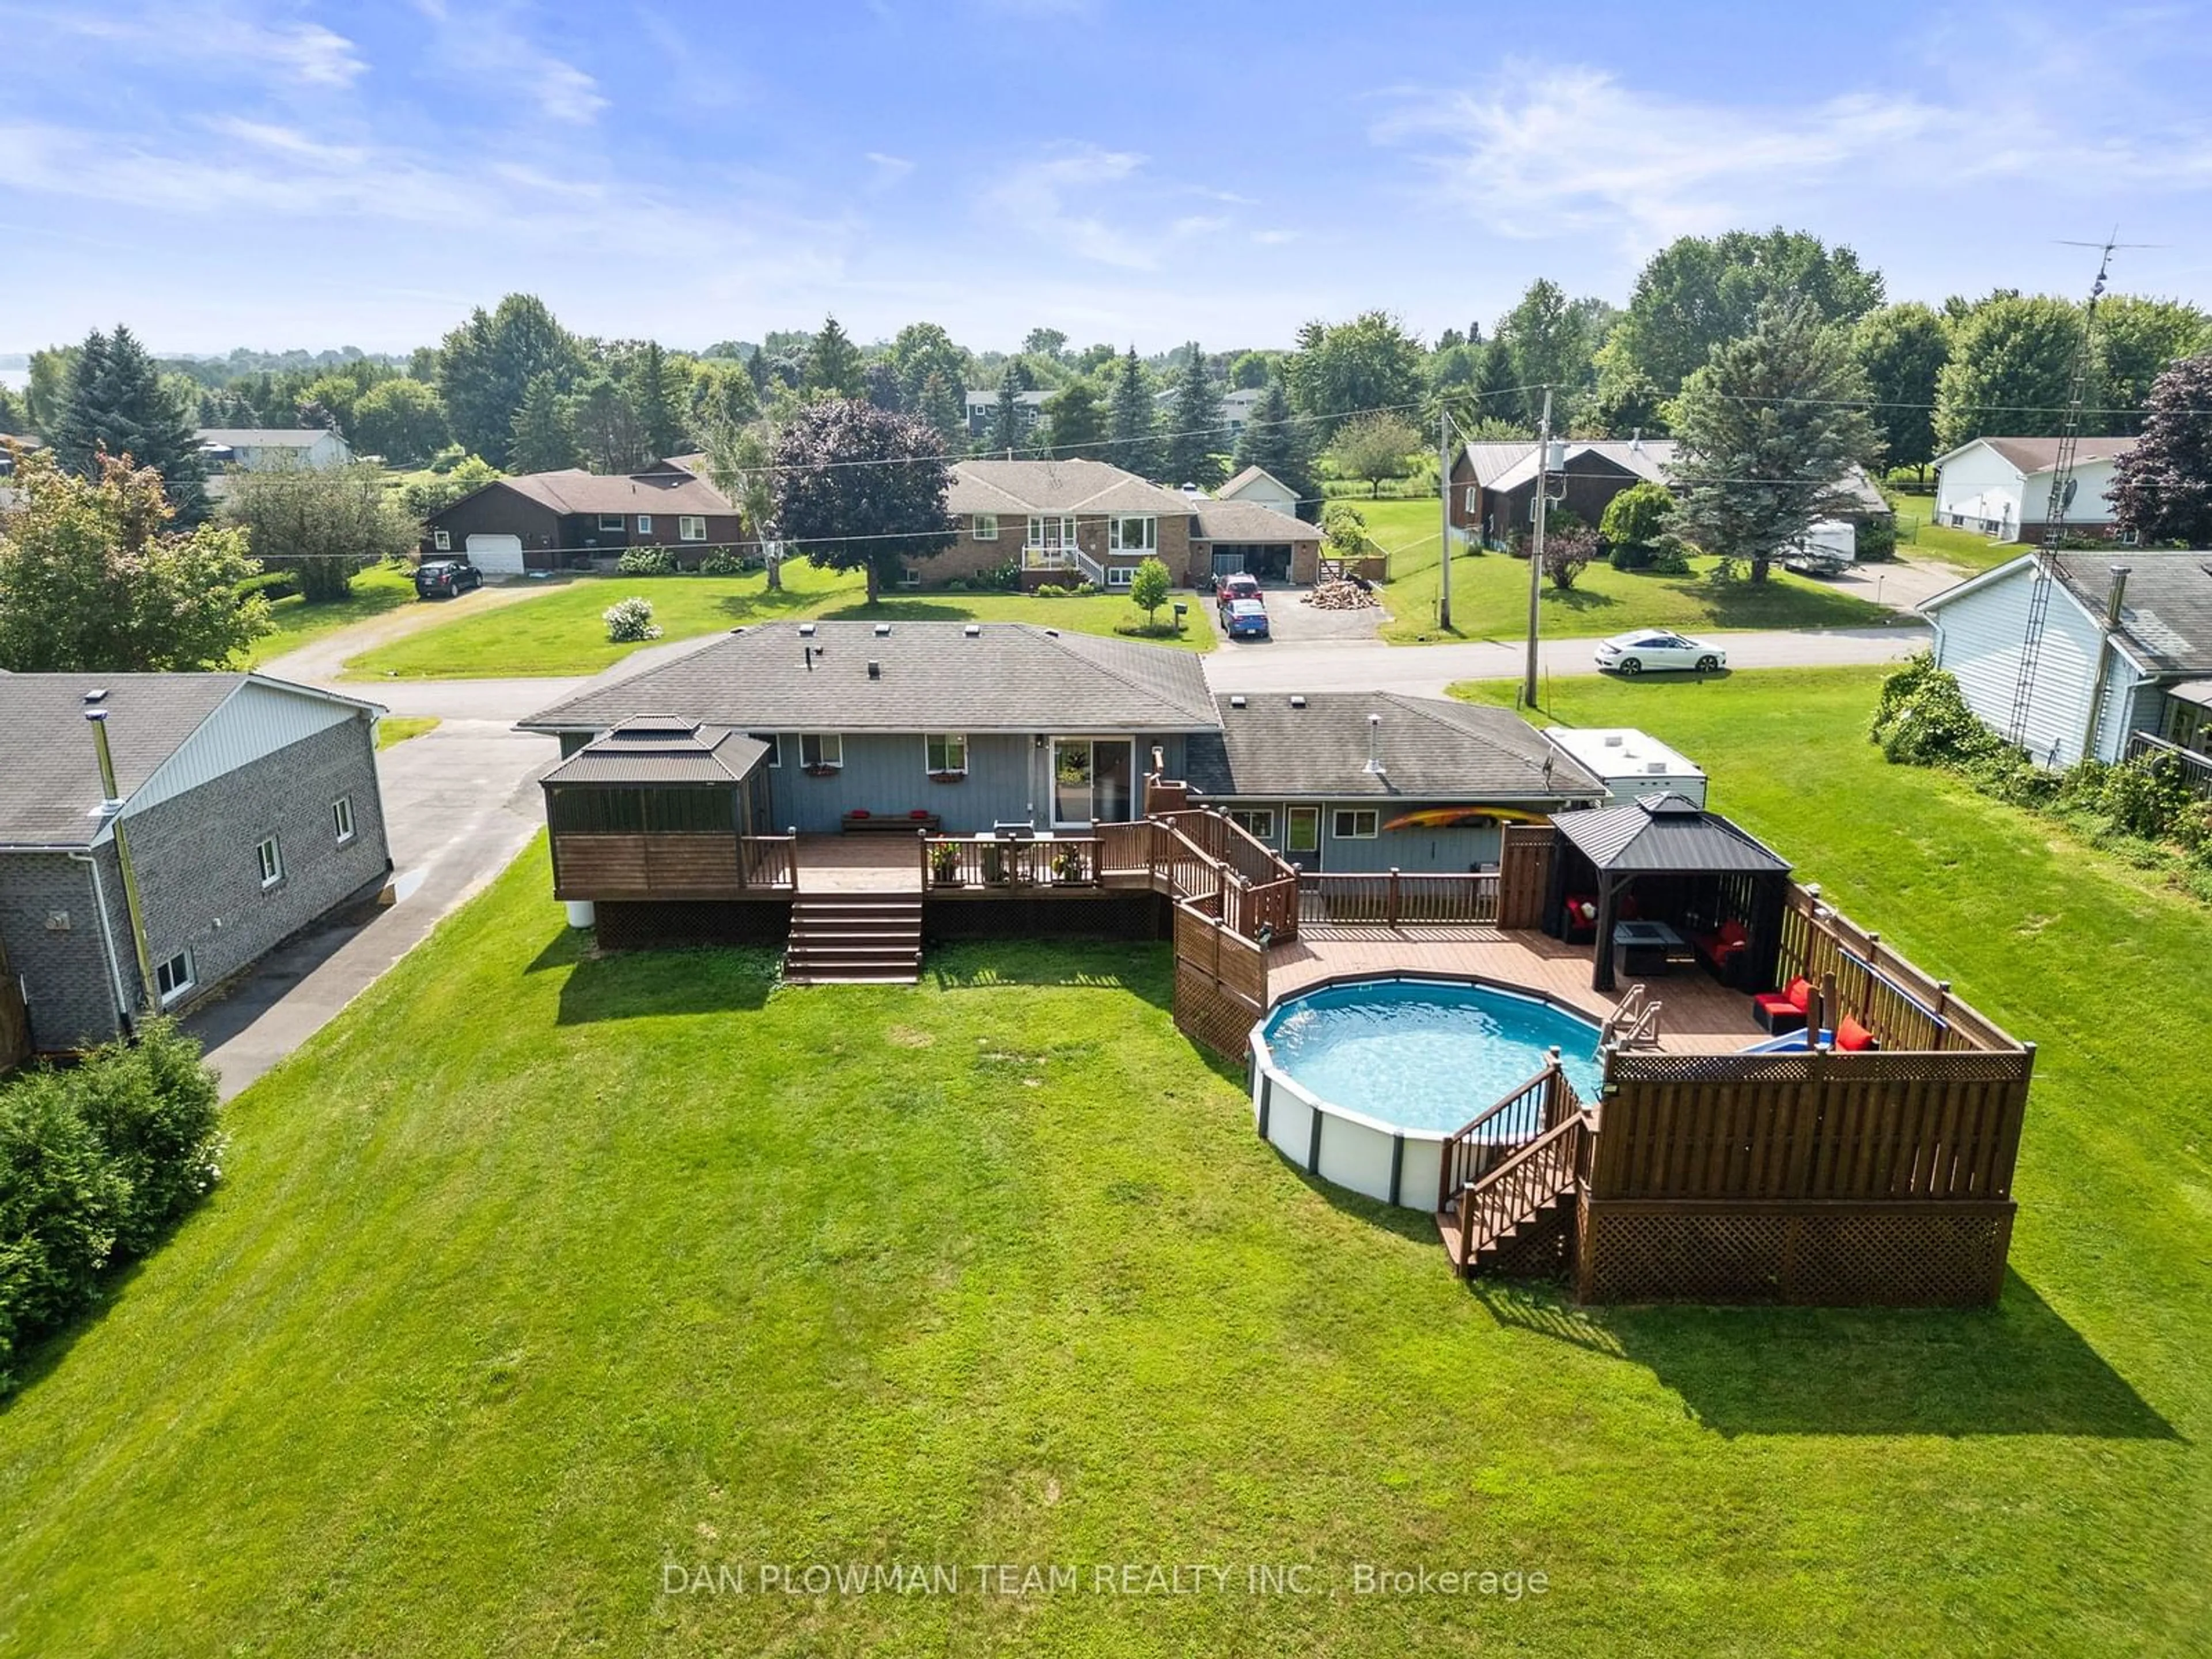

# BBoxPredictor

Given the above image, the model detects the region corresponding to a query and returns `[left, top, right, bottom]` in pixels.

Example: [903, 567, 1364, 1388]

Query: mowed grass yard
[1884, 487, 2020, 573]
[1353, 497, 1903, 644]
[340, 560, 1215, 679]
[2, 673, 2209, 1652]
[238, 560, 419, 667]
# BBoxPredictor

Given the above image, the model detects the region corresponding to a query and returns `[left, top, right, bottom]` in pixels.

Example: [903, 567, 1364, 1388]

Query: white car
[1594, 630, 1726, 675]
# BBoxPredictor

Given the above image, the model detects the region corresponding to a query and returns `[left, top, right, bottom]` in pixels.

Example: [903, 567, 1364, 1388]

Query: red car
[1214, 571, 1262, 605]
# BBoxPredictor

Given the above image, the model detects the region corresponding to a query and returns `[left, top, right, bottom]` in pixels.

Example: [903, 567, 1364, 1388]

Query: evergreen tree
[437, 294, 584, 467]
[804, 315, 865, 399]
[1163, 343, 1227, 487]
[915, 370, 966, 446]
[991, 359, 1034, 454]
[49, 325, 206, 520]
[509, 373, 581, 472]
[629, 342, 690, 459]
[569, 374, 645, 474]
[1042, 380, 1107, 459]
[1106, 349, 1160, 478]
[1230, 380, 1318, 520]
[0, 385, 26, 434]
[1672, 297, 1883, 582]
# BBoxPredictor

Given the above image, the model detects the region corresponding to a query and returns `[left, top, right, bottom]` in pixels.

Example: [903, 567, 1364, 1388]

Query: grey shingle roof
[540, 722, 770, 786]
[1181, 693, 1606, 802]
[195, 427, 339, 448]
[1191, 499, 1319, 543]
[1980, 435, 2137, 475]
[947, 459, 1193, 517]
[518, 622, 1220, 736]
[2047, 550, 2212, 674]
[490, 468, 734, 517]
[0, 675, 245, 845]
[1554, 794, 1792, 874]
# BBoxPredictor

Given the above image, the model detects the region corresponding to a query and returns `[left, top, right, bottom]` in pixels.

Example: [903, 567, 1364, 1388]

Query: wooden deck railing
[1298, 869, 1499, 927]
[1454, 1110, 1591, 1268]
[1775, 882, 2018, 1052]
[1437, 1062, 1564, 1210]
[551, 831, 796, 899]
[920, 835, 1101, 891]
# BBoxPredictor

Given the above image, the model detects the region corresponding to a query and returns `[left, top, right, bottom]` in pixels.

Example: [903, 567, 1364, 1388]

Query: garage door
[465, 533, 525, 575]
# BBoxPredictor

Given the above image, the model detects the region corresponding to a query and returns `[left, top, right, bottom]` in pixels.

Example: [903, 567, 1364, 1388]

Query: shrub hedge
[0, 1020, 223, 1392]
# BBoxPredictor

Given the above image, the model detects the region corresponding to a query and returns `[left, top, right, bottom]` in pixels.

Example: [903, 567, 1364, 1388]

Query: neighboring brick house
[0, 674, 392, 1053]
[420, 467, 743, 574]
[921, 458, 1318, 591]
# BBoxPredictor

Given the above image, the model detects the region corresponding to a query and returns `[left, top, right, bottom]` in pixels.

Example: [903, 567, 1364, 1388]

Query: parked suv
[415, 559, 484, 599]
[1214, 571, 1262, 606]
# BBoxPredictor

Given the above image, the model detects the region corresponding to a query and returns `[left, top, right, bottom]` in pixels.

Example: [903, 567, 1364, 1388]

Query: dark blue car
[1222, 598, 1270, 639]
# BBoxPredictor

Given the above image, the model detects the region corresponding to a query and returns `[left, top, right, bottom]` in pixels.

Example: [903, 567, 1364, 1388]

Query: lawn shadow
[1468, 1272, 2179, 1440]
[1666, 571, 1889, 630]
[527, 929, 777, 1024]
[927, 940, 1169, 1010]
[714, 585, 839, 626]
[1539, 585, 1623, 615]
[822, 598, 980, 624]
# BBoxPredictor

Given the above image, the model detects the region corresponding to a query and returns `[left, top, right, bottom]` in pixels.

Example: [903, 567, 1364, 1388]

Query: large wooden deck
[1267, 925, 1767, 1053]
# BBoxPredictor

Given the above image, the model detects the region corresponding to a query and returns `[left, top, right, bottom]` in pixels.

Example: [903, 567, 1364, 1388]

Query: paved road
[1203, 622, 1931, 698]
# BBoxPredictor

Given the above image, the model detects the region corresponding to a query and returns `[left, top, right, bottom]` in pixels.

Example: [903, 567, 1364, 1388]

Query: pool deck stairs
[1435, 1111, 1589, 1279]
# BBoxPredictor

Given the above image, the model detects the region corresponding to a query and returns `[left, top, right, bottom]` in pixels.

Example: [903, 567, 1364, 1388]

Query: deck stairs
[1435, 1111, 1588, 1278]
[783, 892, 922, 985]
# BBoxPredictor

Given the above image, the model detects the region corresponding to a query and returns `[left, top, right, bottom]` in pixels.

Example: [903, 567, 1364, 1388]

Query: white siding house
[1213, 464, 1301, 516]
[1919, 551, 2212, 770]
[195, 427, 354, 471]
[1932, 436, 2137, 542]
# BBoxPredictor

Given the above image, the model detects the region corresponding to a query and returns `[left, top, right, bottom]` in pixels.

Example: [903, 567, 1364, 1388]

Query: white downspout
[69, 849, 132, 1033]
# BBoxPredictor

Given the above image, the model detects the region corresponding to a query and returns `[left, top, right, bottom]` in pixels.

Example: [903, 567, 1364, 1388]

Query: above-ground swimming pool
[1249, 976, 1606, 1210]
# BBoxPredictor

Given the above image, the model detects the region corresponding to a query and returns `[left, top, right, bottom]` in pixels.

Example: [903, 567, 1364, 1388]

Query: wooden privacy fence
[1496, 824, 1552, 929]
[1171, 901, 1270, 1057]
[1298, 870, 1498, 927]
[1593, 1047, 2033, 1203]
[1775, 884, 2016, 1052]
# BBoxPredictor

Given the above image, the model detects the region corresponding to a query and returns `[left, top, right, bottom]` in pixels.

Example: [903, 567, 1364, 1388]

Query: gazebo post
[1592, 870, 1626, 991]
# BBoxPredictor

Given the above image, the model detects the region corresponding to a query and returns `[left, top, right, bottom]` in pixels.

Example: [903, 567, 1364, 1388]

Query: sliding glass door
[1050, 738, 1134, 827]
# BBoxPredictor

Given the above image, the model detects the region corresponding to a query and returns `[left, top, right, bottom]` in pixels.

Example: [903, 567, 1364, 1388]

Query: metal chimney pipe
[1365, 711, 1385, 776]
[2105, 565, 2131, 624]
[85, 705, 159, 1016]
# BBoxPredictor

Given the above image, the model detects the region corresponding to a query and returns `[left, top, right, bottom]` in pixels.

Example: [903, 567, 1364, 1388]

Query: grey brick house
[0, 673, 392, 1053]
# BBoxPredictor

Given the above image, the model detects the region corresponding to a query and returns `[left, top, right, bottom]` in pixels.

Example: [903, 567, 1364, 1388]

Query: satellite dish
[2062, 477, 2079, 512]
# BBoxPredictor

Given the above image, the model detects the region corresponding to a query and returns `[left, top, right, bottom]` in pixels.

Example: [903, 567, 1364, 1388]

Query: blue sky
[6, 0, 2212, 358]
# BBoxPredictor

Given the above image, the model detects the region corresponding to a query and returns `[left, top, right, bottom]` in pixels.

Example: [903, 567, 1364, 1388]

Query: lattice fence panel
[1580, 1205, 2012, 1306]
[1581, 1211, 1790, 1304]
[1173, 961, 1263, 1061]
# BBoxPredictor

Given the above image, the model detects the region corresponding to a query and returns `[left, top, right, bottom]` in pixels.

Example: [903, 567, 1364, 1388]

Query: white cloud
[1374, 60, 2212, 252]
[976, 145, 1155, 270]
[411, 0, 608, 125]
[0, 0, 366, 88]
[865, 151, 916, 191]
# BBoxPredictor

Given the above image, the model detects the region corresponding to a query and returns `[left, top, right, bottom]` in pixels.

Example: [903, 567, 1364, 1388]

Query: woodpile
[1301, 579, 1379, 611]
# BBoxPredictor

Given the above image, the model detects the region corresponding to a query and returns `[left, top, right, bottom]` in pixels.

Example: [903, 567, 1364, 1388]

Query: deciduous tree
[703, 416, 783, 588]
[437, 295, 584, 467]
[1852, 302, 1949, 477]
[2110, 354, 2212, 546]
[1328, 411, 1421, 496]
[1285, 311, 1425, 435]
[1672, 297, 1882, 582]
[350, 378, 450, 466]
[2094, 296, 2212, 433]
[772, 401, 955, 603]
[1934, 295, 2085, 452]
[400, 455, 501, 521]
[224, 461, 414, 603]
[0, 449, 268, 671]
[1130, 556, 1171, 625]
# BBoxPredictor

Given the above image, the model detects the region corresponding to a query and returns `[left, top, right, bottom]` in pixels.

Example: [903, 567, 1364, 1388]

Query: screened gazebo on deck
[1546, 794, 1794, 991]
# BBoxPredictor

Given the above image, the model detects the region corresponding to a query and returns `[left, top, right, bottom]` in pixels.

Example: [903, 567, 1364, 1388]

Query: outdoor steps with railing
[1431, 1062, 1590, 1278]
[783, 893, 922, 985]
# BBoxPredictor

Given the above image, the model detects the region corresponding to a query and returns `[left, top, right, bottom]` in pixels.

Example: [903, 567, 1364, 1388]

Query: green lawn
[375, 715, 440, 749]
[240, 561, 418, 668]
[1350, 498, 1899, 645]
[340, 561, 1213, 679]
[1885, 489, 2020, 573]
[1, 668, 2208, 1652]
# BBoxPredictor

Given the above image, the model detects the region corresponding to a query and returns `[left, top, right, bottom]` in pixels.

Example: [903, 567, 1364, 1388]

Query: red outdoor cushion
[1565, 895, 1598, 925]
[1718, 920, 1749, 950]
[910, 809, 931, 820]
[1753, 993, 1798, 1017]
[1836, 1014, 1876, 1051]
[1785, 976, 1812, 1012]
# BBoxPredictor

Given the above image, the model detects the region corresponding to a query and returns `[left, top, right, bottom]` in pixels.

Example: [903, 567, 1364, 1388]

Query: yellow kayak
[1381, 806, 1550, 832]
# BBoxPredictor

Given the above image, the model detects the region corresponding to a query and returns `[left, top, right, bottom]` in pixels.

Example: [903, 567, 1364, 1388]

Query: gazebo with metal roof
[1546, 793, 1794, 991]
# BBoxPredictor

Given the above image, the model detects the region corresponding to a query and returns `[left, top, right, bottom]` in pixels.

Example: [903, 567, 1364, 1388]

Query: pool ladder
[1600, 984, 1663, 1051]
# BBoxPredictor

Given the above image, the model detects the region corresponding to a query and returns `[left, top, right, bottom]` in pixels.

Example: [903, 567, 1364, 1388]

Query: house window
[1105, 565, 1134, 588]
[1286, 806, 1320, 854]
[1464, 485, 1478, 514]
[1025, 516, 1077, 551]
[799, 733, 843, 771]
[679, 515, 706, 541]
[599, 514, 624, 533]
[972, 513, 999, 540]
[749, 733, 782, 767]
[256, 835, 283, 887]
[332, 795, 355, 843]
[896, 565, 923, 588]
[1229, 808, 1277, 840]
[636, 514, 653, 533]
[1109, 514, 1157, 551]
[1332, 809, 1380, 839]
[432, 528, 451, 551]
[154, 948, 195, 1003]
[926, 734, 968, 775]
[2116, 528, 2139, 546]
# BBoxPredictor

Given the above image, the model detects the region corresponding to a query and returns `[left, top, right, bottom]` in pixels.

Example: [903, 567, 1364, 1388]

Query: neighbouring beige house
[921, 458, 1321, 590]
[1213, 464, 1302, 517]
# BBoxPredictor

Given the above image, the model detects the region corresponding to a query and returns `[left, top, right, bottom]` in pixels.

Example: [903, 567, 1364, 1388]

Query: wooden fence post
[1387, 867, 1401, 927]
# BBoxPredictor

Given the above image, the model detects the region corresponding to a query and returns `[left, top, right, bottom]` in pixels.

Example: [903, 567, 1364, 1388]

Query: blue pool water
[1261, 979, 1605, 1135]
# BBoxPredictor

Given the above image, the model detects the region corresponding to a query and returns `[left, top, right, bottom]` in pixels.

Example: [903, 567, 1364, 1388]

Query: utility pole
[1437, 406, 1453, 631]
[1521, 388, 1553, 709]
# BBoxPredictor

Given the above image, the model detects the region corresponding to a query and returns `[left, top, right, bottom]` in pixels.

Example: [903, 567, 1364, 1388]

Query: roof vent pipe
[1364, 711, 1385, 777]
[2105, 565, 2131, 624]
